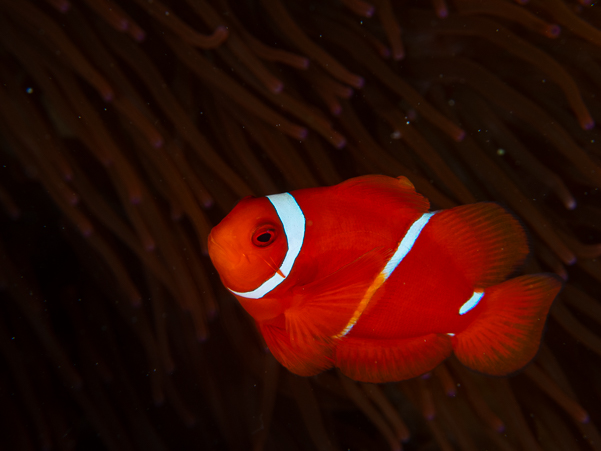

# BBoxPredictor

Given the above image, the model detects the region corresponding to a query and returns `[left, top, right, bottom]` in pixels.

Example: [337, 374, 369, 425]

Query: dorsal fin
[335, 175, 430, 214]
[429, 202, 529, 288]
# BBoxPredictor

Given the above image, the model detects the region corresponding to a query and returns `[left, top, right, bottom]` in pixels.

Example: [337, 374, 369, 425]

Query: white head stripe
[459, 291, 484, 315]
[268, 193, 305, 279]
[382, 212, 436, 280]
[229, 193, 305, 299]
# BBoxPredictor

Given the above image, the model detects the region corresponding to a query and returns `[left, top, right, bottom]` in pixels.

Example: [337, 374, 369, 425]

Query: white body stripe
[230, 193, 305, 299]
[459, 291, 484, 315]
[382, 212, 435, 280]
[336, 211, 437, 338]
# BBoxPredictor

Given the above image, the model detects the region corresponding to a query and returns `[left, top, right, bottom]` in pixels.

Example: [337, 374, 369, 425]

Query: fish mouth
[208, 233, 219, 250]
[208, 232, 243, 270]
[208, 233, 226, 260]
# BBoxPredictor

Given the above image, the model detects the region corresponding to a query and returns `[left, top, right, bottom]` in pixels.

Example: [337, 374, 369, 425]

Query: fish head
[208, 196, 288, 296]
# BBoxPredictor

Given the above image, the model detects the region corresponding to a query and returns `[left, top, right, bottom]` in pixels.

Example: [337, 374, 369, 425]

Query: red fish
[208, 175, 562, 383]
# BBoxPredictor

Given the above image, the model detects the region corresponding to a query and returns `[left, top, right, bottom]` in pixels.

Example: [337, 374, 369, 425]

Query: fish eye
[252, 225, 277, 247]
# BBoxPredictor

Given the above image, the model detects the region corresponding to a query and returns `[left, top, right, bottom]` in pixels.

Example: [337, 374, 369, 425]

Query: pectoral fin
[285, 247, 392, 346]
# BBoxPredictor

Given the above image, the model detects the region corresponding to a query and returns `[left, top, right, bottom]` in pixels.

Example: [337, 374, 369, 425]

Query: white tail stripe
[459, 291, 484, 315]
[230, 193, 305, 299]
[335, 211, 437, 338]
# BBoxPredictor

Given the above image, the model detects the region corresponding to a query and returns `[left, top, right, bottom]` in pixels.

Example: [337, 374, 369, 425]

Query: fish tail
[452, 274, 562, 376]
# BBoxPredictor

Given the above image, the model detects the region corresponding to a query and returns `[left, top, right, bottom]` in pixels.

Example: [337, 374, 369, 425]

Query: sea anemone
[0, 0, 600, 449]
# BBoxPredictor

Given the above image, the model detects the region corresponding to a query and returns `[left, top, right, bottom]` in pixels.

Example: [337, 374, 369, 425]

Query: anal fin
[453, 274, 562, 376]
[335, 334, 452, 383]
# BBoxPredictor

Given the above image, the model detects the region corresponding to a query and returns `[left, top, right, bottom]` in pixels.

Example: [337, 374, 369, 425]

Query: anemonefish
[208, 175, 562, 383]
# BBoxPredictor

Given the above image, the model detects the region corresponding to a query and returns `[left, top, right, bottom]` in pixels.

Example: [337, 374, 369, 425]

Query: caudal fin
[453, 274, 562, 376]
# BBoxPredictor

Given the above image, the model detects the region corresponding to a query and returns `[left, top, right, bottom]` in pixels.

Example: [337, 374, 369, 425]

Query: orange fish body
[208, 175, 562, 383]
